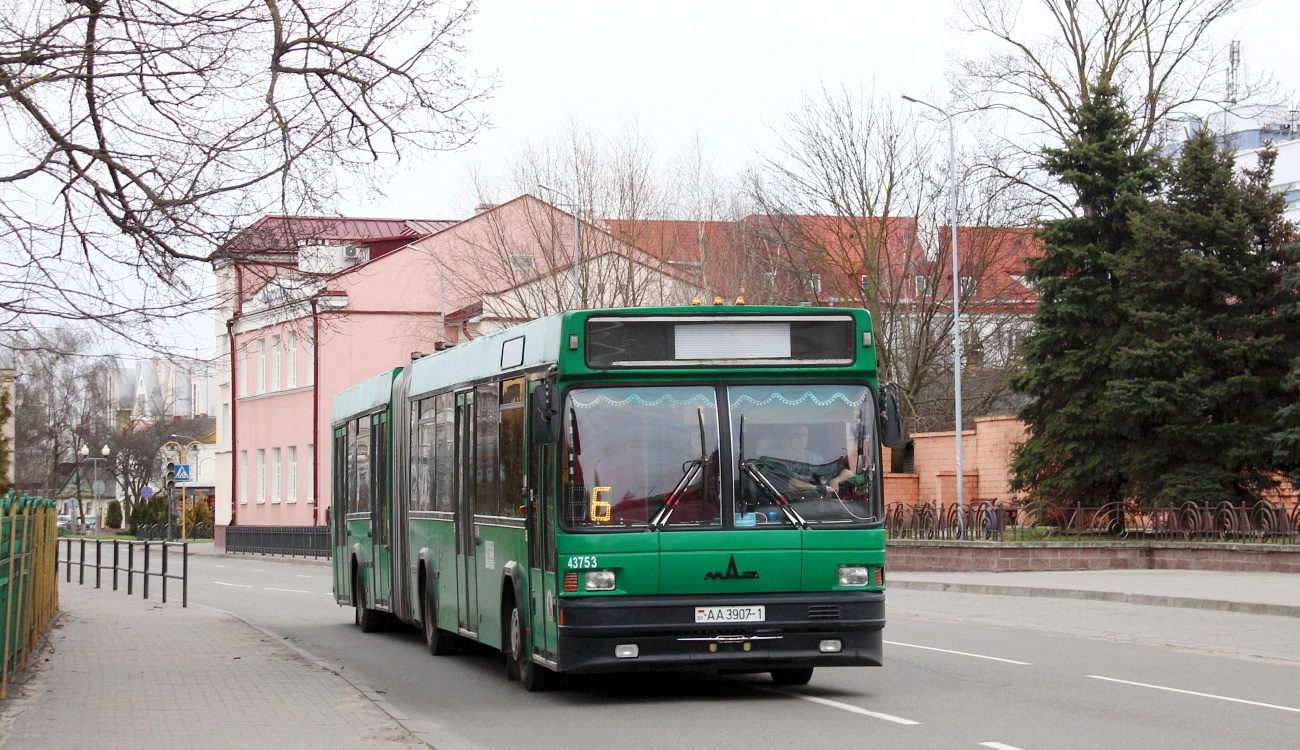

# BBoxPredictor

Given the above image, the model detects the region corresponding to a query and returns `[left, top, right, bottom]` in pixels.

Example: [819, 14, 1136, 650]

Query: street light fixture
[79, 444, 111, 531]
[901, 94, 964, 538]
[537, 183, 582, 311]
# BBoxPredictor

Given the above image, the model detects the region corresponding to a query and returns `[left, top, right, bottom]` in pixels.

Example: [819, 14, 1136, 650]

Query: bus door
[454, 390, 478, 636]
[331, 427, 348, 603]
[371, 411, 392, 609]
[527, 440, 557, 660]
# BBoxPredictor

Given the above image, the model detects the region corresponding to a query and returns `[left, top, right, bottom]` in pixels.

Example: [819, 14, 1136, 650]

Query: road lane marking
[1089, 675, 1300, 714]
[265, 587, 311, 594]
[981, 743, 1027, 750]
[296, 574, 312, 578]
[757, 686, 920, 725]
[885, 640, 1030, 665]
[213, 581, 253, 588]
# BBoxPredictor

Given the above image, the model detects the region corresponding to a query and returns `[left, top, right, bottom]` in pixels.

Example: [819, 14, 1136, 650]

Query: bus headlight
[585, 570, 616, 591]
[838, 565, 871, 587]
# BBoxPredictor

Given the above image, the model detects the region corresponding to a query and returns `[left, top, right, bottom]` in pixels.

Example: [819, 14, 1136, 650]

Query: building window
[271, 447, 282, 503]
[256, 449, 266, 503]
[960, 276, 976, 297]
[255, 339, 266, 394]
[239, 451, 248, 504]
[305, 329, 315, 385]
[222, 405, 230, 450]
[509, 253, 535, 272]
[804, 274, 822, 295]
[270, 336, 281, 391]
[287, 332, 297, 388]
[915, 275, 935, 298]
[238, 344, 248, 397]
[288, 446, 298, 503]
[306, 444, 314, 508]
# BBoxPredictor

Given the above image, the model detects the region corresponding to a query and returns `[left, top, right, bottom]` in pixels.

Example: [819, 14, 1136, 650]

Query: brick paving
[0, 581, 429, 750]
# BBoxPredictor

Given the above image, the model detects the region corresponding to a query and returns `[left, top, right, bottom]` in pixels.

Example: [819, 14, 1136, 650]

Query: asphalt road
[187, 555, 1300, 750]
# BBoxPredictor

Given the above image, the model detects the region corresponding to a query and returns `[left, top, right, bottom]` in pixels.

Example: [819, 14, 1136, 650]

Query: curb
[195, 602, 444, 750]
[887, 580, 1300, 619]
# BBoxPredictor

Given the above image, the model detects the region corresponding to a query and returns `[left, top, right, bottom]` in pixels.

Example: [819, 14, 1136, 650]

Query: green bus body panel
[406, 316, 563, 397]
[331, 369, 399, 425]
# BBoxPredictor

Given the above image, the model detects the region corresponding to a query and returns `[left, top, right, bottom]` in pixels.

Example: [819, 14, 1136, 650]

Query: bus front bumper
[554, 591, 885, 674]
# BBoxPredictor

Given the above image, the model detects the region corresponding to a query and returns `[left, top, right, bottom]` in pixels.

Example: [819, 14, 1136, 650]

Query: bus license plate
[695, 605, 765, 623]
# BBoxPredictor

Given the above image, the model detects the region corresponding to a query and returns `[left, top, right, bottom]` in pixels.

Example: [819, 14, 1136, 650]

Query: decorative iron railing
[885, 500, 1300, 544]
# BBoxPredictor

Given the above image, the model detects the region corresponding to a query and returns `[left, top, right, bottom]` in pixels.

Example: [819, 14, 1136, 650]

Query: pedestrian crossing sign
[174, 464, 191, 482]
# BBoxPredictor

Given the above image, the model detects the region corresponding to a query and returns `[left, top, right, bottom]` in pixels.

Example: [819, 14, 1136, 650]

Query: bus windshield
[731, 384, 879, 527]
[563, 386, 722, 529]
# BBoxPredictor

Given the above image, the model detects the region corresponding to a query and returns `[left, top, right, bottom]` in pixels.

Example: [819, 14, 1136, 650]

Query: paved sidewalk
[0, 580, 429, 750]
[888, 569, 1300, 618]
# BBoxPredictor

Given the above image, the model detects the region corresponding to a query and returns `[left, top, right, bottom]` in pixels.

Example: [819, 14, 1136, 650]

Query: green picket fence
[0, 494, 58, 699]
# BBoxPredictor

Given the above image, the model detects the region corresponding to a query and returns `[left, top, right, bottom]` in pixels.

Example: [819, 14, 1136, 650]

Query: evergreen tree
[1106, 134, 1298, 506]
[1011, 86, 1161, 508]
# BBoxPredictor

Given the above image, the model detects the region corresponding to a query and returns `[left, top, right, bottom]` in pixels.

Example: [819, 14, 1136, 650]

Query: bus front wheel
[770, 667, 814, 686]
[508, 598, 558, 692]
[422, 581, 456, 656]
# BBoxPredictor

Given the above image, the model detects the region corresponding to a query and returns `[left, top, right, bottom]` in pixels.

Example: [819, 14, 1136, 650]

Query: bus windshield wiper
[649, 408, 709, 529]
[737, 459, 808, 529]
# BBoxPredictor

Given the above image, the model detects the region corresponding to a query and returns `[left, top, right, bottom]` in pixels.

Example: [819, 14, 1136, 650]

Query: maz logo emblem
[704, 554, 759, 580]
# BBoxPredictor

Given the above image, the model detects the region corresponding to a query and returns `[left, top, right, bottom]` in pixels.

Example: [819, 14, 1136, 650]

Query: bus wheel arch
[501, 562, 557, 691]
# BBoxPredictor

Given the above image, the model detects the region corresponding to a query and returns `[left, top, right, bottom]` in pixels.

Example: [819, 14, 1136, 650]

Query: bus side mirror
[531, 383, 561, 445]
[880, 387, 904, 448]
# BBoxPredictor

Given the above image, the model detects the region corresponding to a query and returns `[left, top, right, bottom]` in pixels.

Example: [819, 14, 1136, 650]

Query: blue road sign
[174, 464, 192, 482]
[140, 486, 153, 498]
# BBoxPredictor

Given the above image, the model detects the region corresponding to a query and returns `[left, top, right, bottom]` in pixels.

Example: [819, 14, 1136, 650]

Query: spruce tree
[1011, 85, 1160, 508]
[1106, 133, 1297, 506]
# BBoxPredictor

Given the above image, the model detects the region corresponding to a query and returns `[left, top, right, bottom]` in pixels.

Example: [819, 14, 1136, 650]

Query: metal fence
[1, 495, 58, 699]
[136, 522, 214, 541]
[885, 499, 1300, 544]
[58, 538, 189, 607]
[225, 526, 331, 558]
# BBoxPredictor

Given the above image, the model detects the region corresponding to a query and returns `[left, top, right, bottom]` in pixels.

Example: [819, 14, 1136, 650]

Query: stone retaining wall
[888, 540, 1300, 574]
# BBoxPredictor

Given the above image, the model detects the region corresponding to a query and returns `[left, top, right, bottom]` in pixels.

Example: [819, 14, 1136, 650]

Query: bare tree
[952, 0, 1261, 214]
[750, 84, 1036, 434]
[0, 0, 490, 345]
[455, 121, 713, 316]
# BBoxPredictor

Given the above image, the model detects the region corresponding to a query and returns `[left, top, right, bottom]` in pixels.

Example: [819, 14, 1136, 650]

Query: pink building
[215, 196, 690, 534]
[216, 215, 458, 531]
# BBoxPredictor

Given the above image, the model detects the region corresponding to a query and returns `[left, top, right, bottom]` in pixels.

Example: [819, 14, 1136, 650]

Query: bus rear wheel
[422, 582, 456, 656]
[770, 667, 814, 686]
[508, 599, 558, 692]
[353, 574, 381, 633]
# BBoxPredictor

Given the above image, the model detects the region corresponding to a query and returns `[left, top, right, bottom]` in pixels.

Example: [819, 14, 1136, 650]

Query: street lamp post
[537, 183, 582, 310]
[901, 94, 964, 538]
[79, 444, 111, 532]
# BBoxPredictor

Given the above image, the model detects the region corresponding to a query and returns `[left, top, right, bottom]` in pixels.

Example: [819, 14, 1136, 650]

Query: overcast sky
[338, 0, 1300, 221]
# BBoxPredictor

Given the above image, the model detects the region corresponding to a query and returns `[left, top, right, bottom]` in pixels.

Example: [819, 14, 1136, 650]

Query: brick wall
[889, 540, 1300, 574]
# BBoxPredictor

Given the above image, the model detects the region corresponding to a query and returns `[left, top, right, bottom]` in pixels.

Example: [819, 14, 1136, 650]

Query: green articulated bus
[332, 303, 904, 690]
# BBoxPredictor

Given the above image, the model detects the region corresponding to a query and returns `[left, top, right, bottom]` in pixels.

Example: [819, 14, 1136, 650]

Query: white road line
[758, 686, 920, 725]
[981, 743, 1028, 750]
[265, 587, 311, 594]
[296, 574, 312, 578]
[213, 581, 253, 588]
[885, 640, 1030, 665]
[1089, 675, 1300, 714]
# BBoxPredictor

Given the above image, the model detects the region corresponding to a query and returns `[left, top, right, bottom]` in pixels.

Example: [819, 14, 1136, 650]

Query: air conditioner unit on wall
[342, 246, 362, 260]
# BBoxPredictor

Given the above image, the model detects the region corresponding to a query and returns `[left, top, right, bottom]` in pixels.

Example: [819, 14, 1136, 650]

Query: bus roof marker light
[713, 296, 724, 305]
[735, 296, 745, 305]
[692, 297, 702, 305]
[569, 334, 579, 351]
[863, 332, 873, 348]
